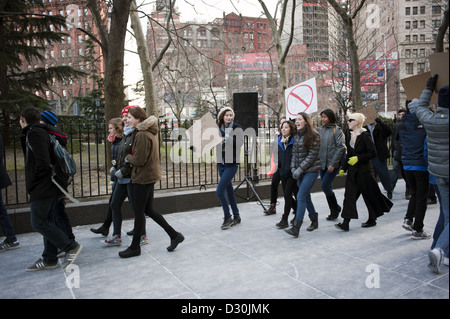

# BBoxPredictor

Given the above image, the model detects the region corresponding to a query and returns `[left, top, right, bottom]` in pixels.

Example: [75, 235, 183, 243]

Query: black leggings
[281, 176, 298, 217]
[127, 183, 178, 249]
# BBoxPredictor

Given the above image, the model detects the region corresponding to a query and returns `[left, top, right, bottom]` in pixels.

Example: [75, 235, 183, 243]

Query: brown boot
[264, 203, 276, 215]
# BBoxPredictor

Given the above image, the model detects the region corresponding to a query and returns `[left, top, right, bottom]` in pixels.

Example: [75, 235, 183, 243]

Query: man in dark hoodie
[39, 110, 76, 249]
[20, 107, 81, 271]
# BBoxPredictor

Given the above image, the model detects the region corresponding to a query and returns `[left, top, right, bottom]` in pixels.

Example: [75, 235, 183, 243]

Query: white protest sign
[285, 78, 318, 119]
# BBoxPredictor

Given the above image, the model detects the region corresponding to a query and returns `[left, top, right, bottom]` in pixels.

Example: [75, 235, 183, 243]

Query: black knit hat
[438, 85, 449, 109]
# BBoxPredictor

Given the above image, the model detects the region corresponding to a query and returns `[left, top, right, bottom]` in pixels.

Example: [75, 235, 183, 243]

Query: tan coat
[125, 116, 161, 184]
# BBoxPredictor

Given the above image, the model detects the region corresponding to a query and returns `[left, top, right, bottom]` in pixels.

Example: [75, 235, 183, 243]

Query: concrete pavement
[0, 179, 448, 300]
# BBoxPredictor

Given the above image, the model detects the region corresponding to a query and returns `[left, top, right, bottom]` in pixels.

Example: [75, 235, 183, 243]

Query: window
[412, 49, 418, 57]
[405, 35, 411, 42]
[413, 35, 418, 42]
[405, 49, 411, 57]
[406, 21, 411, 29]
[405, 7, 410, 15]
[417, 63, 425, 74]
[413, 7, 418, 15]
[412, 20, 418, 29]
[419, 48, 426, 57]
[432, 6, 441, 15]
[420, 34, 425, 42]
[420, 21, 425, 29]
[420, 6, 425, 14]
[406, 63, 414, 75]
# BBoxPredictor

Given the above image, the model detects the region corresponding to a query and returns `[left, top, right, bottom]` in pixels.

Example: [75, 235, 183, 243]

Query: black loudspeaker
[233, 92, 258, 134]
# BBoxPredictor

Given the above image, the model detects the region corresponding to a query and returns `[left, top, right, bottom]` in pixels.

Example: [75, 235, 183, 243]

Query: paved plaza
[0, 179, 448, 301]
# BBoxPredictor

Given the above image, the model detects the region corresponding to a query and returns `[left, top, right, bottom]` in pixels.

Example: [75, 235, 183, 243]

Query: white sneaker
[428, 248, 444, 274]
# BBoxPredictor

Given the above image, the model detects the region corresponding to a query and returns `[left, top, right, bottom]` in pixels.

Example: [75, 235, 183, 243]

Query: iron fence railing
[1, 118, 394, 207]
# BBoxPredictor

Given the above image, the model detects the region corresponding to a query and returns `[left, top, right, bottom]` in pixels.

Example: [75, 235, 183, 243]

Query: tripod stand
[234, 135, 267, 211]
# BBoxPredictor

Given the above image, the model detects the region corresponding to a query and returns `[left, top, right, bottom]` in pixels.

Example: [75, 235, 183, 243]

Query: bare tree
[87, 0, 133, 123]
[327, 0, 367, 110]
[258, 0, 296, 118]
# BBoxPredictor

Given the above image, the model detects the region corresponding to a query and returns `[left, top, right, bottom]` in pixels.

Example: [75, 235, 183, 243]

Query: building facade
[22, 0, 107, 116]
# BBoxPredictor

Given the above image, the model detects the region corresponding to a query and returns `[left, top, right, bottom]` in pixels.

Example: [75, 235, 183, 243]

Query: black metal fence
[1, 118, 394, 207]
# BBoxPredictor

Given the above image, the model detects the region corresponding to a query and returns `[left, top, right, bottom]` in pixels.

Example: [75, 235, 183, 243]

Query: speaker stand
[234, 174, 267, 211]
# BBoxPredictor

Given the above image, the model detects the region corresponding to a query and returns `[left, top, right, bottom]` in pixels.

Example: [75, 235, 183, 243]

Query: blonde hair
[348, 113, 366, 129]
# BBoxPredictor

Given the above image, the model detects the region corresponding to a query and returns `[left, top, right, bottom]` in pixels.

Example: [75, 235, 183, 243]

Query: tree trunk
[436, 1, 449, 53]
[346, 20, 363, 110]
[129, 1, 157, 116]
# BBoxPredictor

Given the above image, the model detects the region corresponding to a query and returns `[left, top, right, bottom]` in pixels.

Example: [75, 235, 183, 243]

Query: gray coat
[415, 88, 449, 178]
[318, 124, 346, 170]
[290, 128, 321, 178]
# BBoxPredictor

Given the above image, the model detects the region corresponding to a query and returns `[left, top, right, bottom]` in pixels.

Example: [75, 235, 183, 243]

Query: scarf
[350, 128, 366, 149]
[124, 125, 135, 136]
[108, 133, 117, 143]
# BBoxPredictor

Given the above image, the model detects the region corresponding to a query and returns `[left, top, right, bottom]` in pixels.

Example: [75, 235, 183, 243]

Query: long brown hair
[297, 112, 319, 149]
[127, 106, 147, 122]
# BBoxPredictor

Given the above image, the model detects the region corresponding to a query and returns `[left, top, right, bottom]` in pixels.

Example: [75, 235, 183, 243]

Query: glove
[339, 169, 345, 177]
[292, 168, 302, 180]
[348, 156, 358, 166]
[426, 74, 438, 91]
[114, 169, 123, 179]
[407, 98, 419, 114]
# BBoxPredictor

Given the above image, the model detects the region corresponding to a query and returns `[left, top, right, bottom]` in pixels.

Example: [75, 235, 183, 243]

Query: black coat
[341, 130, 393, 219]
[21, 124, 59, 201]
[364, 119, 392, 160]
[0, 134, 12, 190]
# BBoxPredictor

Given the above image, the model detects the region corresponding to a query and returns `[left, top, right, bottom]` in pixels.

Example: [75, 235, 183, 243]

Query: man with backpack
[39, 110, 76, 252]
[19, 107, 82, 271]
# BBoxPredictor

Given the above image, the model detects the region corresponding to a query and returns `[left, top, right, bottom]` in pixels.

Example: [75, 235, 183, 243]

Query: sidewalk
[0, 179, 448, 300]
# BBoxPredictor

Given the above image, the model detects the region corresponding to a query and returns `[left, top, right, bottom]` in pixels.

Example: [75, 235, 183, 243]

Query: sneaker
[103, 235, 122, 246]
[411, 230, 431, 240]
[402, 219, 413, 231]
[221, 216, 234, 229]
[428, 248, 444, 274]
[0, 239, 20, 252]
[26, 258, 58, 272]
[57, 250, 66, 258]
[62, 244, 82, 270]
[444, 257, 449, 267]
[140, 235, 148, 246]
[232, 215, 241, 226]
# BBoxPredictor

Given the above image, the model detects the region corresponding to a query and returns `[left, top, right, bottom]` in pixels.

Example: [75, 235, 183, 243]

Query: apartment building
[23, 0, 107, 115]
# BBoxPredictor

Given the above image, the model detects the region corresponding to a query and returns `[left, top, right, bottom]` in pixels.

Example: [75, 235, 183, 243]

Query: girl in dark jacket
[215, 107, 244, 229]
[285, 112, 321, 237]
[275, 120, 298, 229]
[336, 113, 393, 231]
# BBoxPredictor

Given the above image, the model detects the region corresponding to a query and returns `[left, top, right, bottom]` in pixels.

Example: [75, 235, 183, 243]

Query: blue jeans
[295, 171, 319, 222]
[217, 164, 239, 217]
[0, 190, 16, 243]
[320, 168, 338, 197]
[30, 195, 77, 263]
[432, 177, 449, 258]
[372, 157, 393, 193]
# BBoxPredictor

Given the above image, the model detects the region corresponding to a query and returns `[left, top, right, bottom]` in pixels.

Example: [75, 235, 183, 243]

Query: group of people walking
[0, 76, 447, 275]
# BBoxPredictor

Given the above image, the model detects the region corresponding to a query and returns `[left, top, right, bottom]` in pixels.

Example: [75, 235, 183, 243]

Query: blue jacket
[398, 112, 427, 170]
[277, 136, 294, 178]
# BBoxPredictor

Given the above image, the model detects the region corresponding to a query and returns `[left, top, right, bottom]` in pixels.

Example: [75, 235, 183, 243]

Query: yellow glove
[348, 156, 358, 166]
[339, 169, 345, 177]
